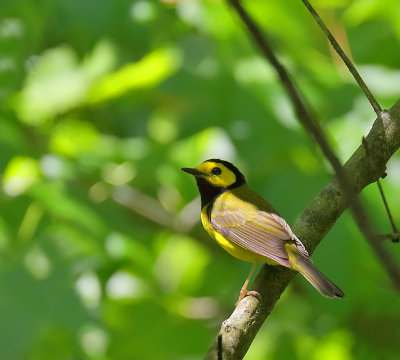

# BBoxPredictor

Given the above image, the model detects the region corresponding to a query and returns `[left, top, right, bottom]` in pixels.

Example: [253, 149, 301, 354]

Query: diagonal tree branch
[205, 98, 400, 359]
[301, 0, 382, 116]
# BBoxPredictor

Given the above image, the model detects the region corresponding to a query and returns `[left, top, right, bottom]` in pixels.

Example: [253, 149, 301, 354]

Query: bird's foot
[235, 289, 261, 307]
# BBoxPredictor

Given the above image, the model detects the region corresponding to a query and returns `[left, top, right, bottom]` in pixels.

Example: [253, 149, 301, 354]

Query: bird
[181, 159, 344, 305]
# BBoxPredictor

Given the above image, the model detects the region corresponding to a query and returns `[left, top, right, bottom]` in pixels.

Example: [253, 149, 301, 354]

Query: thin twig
[378, 233, 400, 242]
[376, 180, 399, 242]
[227, 0, 400, 291]
[362, 136, 399, 242]
[301, 0, 382, 116]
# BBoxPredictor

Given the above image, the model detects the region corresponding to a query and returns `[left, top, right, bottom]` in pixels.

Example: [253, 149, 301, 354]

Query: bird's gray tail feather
[293, 254, 345, 298]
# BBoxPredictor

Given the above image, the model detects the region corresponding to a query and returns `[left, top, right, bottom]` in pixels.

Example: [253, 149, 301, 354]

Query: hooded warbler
[181, 159, 344, 305]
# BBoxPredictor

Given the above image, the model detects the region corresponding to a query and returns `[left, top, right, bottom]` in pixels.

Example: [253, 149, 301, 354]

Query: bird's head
[181, 159, 245, 193]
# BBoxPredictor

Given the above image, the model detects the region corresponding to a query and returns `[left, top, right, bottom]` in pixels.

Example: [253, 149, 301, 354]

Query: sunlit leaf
[2, 156, 40, 196]
[14, 46, 88, 125]
[88, 47, 181, 103]
[49, 118, 99, 157]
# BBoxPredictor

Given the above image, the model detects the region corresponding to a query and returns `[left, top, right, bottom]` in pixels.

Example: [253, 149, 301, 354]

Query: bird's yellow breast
[201, 203, 271, 264]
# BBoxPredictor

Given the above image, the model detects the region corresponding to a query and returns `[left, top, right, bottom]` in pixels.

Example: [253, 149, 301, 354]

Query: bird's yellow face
[181, 159, 244, 189]
[181, 159, 246, 206]
[196, 161, 237, 188]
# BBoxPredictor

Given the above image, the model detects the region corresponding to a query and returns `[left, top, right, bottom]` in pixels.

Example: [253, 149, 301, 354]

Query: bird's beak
[180, 167, 204, 176]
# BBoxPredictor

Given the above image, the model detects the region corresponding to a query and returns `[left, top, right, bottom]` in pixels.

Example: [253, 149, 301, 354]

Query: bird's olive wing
[210, 209, 310, 267]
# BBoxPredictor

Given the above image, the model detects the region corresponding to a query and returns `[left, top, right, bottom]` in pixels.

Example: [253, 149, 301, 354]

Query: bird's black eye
[211, 167, 222, 175]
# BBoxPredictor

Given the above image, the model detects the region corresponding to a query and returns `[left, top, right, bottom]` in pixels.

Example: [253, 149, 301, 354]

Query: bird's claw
[235, 289, 261, 306]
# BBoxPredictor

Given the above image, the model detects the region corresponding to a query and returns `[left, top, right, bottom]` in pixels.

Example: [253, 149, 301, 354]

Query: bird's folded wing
[210, 209, 310, 267]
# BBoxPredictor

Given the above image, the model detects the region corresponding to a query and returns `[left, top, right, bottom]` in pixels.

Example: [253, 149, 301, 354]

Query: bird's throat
[195, 177, 225, 208]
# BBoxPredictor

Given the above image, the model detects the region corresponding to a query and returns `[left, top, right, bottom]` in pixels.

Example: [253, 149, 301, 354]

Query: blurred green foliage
[0, 0, 400, 359]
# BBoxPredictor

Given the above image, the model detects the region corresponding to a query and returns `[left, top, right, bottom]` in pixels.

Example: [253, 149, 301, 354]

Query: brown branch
[205, 98, 400, 359]
[301, 0, 382, 116]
